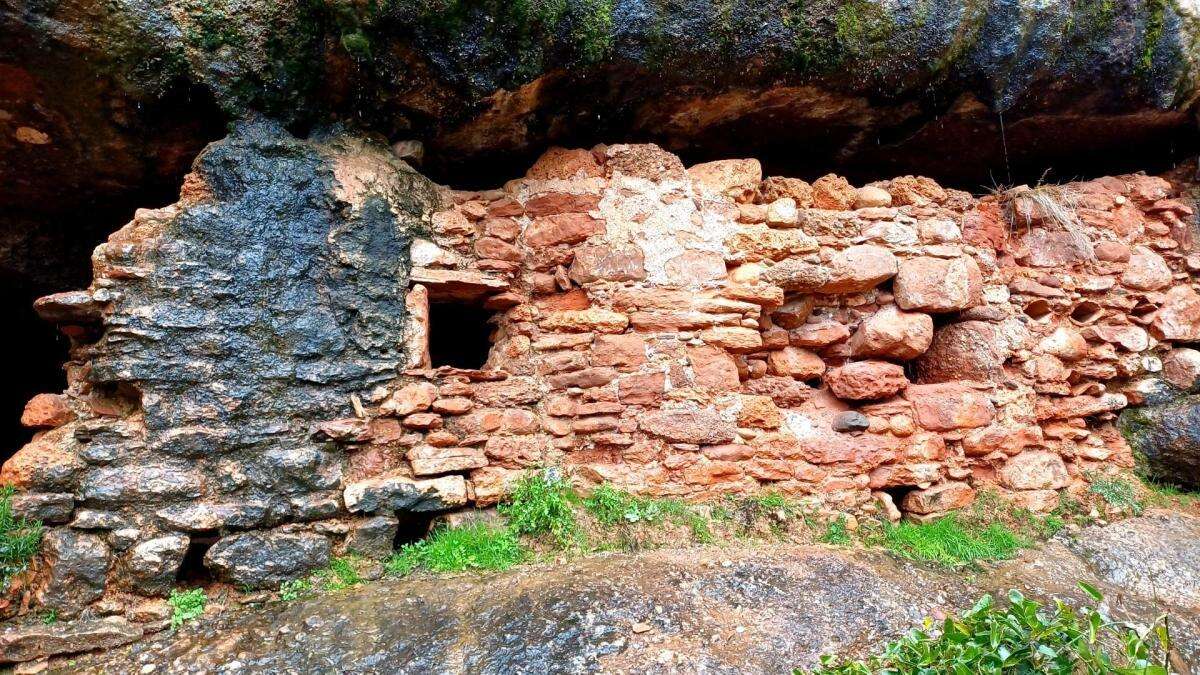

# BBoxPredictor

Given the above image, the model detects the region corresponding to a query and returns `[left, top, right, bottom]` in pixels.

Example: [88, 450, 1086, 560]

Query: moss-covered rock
[1120, 395, 1200, 488]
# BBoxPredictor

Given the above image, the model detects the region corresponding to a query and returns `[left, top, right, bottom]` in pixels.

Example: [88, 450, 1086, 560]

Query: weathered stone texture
[7, 136, 1196, 619]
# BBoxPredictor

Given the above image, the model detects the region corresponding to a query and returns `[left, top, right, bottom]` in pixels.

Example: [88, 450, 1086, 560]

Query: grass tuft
[873, 514, 1027, 567]
[279, 578, 313, 601]
[386, 523, 525, 576]
[168, 588, 206, 629]
[318, 556, 364, 591]
[819, 516, 852, 546]
[0, 486, 42, 590]
[1088, 474, 1144, 515]
[499, 469, 577, 546]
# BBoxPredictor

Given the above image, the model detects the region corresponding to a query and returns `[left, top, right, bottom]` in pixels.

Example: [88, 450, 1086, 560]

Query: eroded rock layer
[5, 124, 1200, 618]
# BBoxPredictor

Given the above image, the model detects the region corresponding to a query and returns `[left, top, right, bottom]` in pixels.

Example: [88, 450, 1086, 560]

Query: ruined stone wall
[347, 144, 1196, 526]
[4, 125, 1199, 618]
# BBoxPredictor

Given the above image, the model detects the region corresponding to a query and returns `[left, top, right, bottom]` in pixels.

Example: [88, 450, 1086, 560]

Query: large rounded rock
[1120, 395, 1200, 488]
[204, 530, 331, 590]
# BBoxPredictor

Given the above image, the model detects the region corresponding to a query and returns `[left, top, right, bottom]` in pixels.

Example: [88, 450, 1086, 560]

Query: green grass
[0, 486, 42, 590]
[819, 516, 852, 546]
[804, 585, 1173, 674]
[582, 483, 714, 544]
[499, 470, 577, 546]
[874, 514, 1027, 567]
[1089, 474, 1145, 515]
[386, 523, 525, 575]
[1142, 477, 1199, 508]
[168, 588, 206, 629]
[318, 557, 363, 591]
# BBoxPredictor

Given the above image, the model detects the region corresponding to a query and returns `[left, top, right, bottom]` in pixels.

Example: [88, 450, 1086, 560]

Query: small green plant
[819, 516, 852, 546]
[40, 609, 57, 625]
[319, 557, 363, 591]
[803, 584, 1174, 674]
[386, 523, 525, 576]
[876, 514, 1027, 567]
[168, 588, 206, 629]
[0, 486, 42, 590]
[1089, 474, 1145, 515]
[278, 578, 313, 602]
[499, 469, 577, 545]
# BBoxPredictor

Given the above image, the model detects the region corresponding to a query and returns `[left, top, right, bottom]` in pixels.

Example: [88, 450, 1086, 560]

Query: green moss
[1141, 0, 1169, 73]
[785, 0, 896, 74]
[340, 31, 373, 60]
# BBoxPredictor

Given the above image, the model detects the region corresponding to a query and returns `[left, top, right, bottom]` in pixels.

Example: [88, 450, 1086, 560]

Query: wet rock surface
[51, 512, 1200, 673]
[1121, 395, 1200, 488]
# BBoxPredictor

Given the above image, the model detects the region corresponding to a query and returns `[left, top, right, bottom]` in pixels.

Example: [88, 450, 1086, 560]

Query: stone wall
[4, 125, 1199, 617]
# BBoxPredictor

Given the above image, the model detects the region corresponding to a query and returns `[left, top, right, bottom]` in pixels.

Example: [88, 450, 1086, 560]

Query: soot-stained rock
[204, 530, 331, 589]
[123, 535, 189, 596]
[1120, 395, 1200, 488]
[38, 530, 110, 614]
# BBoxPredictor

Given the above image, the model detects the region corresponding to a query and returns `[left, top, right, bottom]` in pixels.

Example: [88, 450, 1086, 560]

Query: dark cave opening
[427, 302, 495, 370]
[177, 534, 218, 584]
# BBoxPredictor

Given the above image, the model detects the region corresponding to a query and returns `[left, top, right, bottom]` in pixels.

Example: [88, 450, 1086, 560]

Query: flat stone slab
[0, 617, 141, 664]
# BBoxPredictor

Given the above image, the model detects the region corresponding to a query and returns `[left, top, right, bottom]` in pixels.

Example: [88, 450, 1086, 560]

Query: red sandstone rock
[592, 335, 647, 369]
[1153, 285, 1200, 341]
[820, 245, 898, 293]
[759, 177, 813, 207]
[474, 237, 521, 262]
[998, 451, 1069, 490]
[901, 481, 975, 514]
[540, 309, 629, 334]
[700, 327, 763, 353]
[905, 383, 995, 431]
[524, 191, 601, 216]
[569, 244, 647, 283]
[407, 446, 487, 476]
[1037, 326, 1089, 362]
[826, 361, 908, 401]
[887, 176, 946, 206]
[916, 320, 1009, 382]
[20, 394, 73, 428]
[687, 159, 761, 199]
[1120, 246, 1173, 290]
[525, 147, 603, 180]
[849, 306, 933, 361]
[1094, 241, 1131, 262]
[382, 382, 437, 416]
[737, 395, 782, 429]
[688, 346, 740, 390]
[894, 256, 982, 313]
[639, 409, 736, 444]
[524, 213, 605, 247]
[618, 372, 667, 404]
[767, 347, 825, 379]
[811, 174, 856, 210]
[1163, 348, 1200, 390]
[789, 320, 850, 348]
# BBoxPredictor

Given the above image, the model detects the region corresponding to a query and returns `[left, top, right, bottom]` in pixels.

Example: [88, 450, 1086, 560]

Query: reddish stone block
[20, 393, 73, 428]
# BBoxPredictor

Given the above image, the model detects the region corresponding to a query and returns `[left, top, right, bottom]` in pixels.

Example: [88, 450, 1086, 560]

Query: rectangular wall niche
[427, 301, 494, 369]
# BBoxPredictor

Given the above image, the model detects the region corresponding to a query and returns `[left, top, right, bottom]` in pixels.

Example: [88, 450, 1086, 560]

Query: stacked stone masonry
[4, 125, 1199, 616]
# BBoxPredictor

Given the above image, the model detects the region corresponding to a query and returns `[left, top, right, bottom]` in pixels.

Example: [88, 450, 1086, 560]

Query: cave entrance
[177, 533, 218, 584]
[427, 301, 495, 370]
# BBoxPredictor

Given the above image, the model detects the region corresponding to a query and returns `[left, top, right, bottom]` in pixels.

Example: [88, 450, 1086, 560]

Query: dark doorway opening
[176, 534, 218, 584]
[427, 302, 494, 370]
[394, 512, 435, 548]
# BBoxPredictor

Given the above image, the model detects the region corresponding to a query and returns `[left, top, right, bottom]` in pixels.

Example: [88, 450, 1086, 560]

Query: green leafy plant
[278, 578, 313, 602]
[820, 516, 852, 546]
[0, 486, 42, 590]
[1090, 474, 1145, 515]
[386, 523, 525, 576]
[168, 588, 207, 629]
[803, 584, 1174, 674]
[499, 469, 577, 545]
[319, 557, 363, 591]
[40, 609, 57, 625]
[875, 514, 1026, 567]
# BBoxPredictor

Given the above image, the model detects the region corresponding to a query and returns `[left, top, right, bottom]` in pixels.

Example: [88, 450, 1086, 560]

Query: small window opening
[428, 302, 494, 369]
[176, 532, 218, 584]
